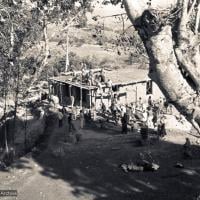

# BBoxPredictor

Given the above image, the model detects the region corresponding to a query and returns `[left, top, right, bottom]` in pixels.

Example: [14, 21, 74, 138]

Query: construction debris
[120, 160, 160, 173]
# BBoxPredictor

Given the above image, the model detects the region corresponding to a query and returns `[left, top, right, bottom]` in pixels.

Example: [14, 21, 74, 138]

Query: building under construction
[49, 67, 164, 110]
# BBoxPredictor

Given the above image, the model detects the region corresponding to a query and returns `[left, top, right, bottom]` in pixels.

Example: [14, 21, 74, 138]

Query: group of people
[56, 94, 171, 143]
[74, 64, 107, 87]
[57, 107, 84, 134]
[100, 95, 171, 137]
[57, 105, 97, 135]
[73, 64, 114, 96]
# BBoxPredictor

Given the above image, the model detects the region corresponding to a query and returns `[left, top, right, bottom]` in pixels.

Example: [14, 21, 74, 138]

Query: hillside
[24, 5, 147, 77]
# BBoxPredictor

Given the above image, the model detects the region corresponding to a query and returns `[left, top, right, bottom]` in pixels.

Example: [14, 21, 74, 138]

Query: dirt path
[1, 122, 200, 200]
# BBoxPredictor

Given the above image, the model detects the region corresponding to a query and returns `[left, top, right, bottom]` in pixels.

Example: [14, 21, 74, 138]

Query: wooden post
[94, 90, 97, 110]
[69, 85, 71, 97]
[69, 84, 72, 108]
[65, 30, 69, 72]
[80, 86, 83, 109]
[80, 73, 83, 109]
[89, 90, 92, 109]
[48, 81, 51, 102]
[135, 84, 138, 104]
[59, 83, 63, 105]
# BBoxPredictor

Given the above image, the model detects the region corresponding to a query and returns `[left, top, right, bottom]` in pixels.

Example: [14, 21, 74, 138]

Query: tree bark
[30, 15, 49, 88]
[123, 0, 200, 132]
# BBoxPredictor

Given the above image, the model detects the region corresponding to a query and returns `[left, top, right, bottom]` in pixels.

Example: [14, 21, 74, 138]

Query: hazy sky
[94, 2, 125, 16]
[87, 2, 131, 30]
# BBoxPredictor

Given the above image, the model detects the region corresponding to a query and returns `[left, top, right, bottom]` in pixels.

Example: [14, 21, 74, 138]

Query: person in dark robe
[121, 113, 128, 134]
[148, 96, 153, 107]
[68, 113, 73, 133]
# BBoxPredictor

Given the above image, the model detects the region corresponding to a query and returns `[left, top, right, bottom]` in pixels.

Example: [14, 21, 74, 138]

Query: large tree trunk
[124, 0, 200, 132]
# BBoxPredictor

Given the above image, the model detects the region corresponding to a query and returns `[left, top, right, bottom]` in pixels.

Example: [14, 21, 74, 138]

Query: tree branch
[195, 2, 200, 34]
[188, 0, 197, 17]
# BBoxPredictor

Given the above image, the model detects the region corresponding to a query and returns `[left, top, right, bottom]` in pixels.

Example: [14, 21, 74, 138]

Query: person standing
[68, 113, 73, 133]
[58, 110, 64, 128]
[148, 96, 153, 107]
[147, 107, 154, 129]
[163, 99, 169, 114]
[121, 113, 128, 134]
[80, 110, 84, 129]
[126, 104, 131, 124]
[157, 116, 166, 137]
[137, 97, 143, 112]
[183, 138, 192, 158]
[107, 79, 113, 92]
[152, 107, 158, 128]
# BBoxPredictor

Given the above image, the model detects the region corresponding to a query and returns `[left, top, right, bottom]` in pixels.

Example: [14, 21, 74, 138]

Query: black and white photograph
[0, 0, 200, 199]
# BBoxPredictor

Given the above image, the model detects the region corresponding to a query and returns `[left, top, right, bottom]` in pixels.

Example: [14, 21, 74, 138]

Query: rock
[0, 161, 7, 169]
[140, 160, 160, 171]
[121, 163, 144, 172]
[196, 139, 200, 145]
[175, 162, 184, 168]
[121, 164, 128, 173]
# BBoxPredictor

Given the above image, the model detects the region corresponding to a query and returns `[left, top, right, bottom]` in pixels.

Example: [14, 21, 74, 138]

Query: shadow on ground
[2, 118, 200, 200]
[33, 122, 200, 200]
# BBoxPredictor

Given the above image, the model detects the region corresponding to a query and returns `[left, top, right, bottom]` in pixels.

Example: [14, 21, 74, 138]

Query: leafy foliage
[0, 0, 92, 100]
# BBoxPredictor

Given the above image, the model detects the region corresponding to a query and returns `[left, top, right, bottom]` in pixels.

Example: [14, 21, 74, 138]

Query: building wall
[50, 82, 91, 108]
[51, 81, 164, 110]
[94, 81, 164, 110]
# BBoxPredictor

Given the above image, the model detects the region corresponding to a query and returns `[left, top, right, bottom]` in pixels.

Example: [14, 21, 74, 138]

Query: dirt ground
[1, 118, 200, 200]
